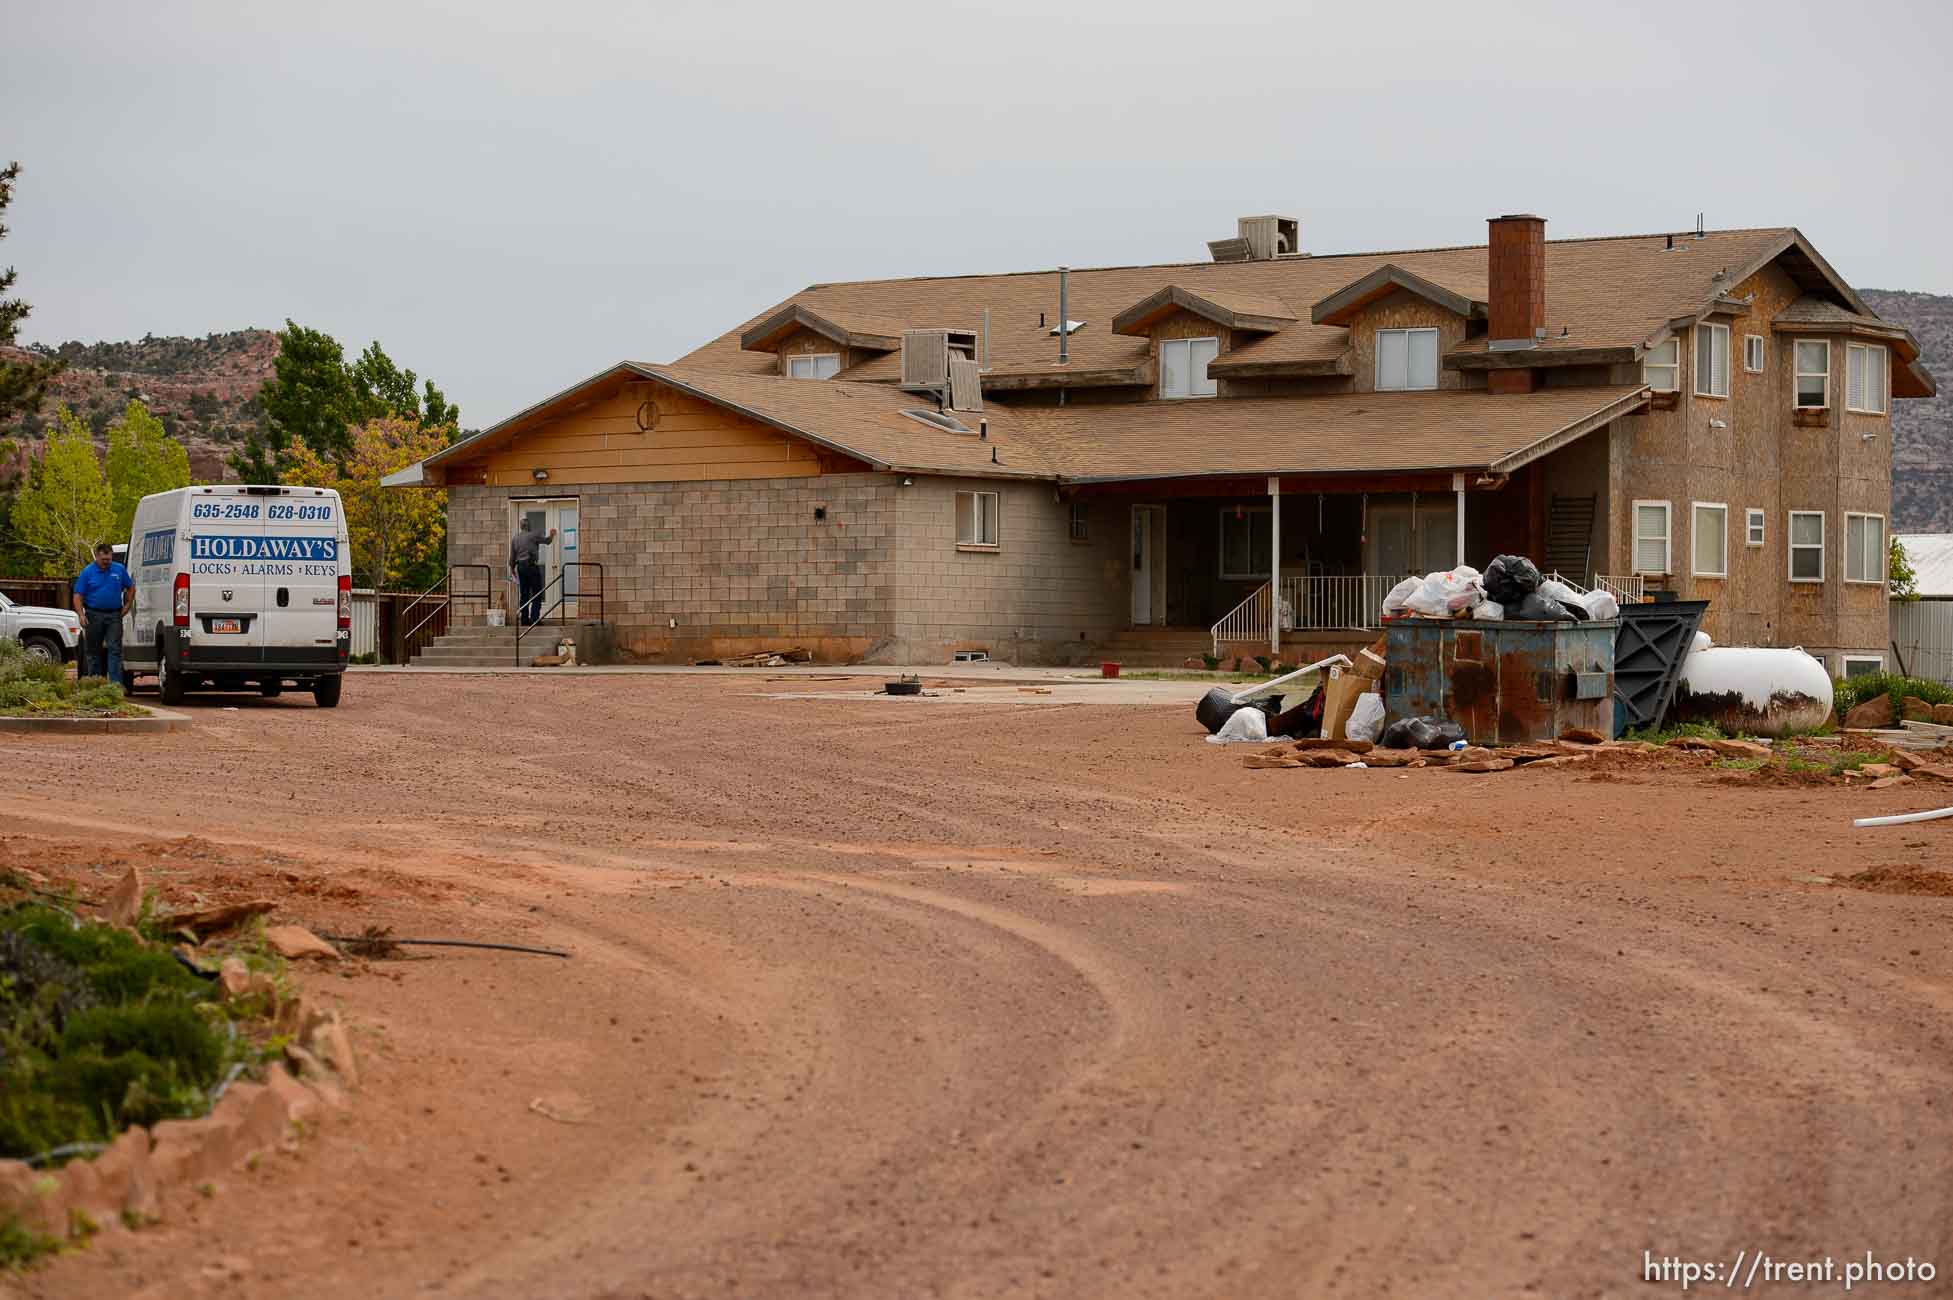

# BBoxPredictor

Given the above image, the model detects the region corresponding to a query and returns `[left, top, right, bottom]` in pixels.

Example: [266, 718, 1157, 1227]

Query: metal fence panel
[1892, 598, 1953, 686]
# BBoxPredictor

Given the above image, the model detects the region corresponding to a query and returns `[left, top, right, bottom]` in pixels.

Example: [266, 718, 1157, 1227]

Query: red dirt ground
[2, 673, 1949, 1299]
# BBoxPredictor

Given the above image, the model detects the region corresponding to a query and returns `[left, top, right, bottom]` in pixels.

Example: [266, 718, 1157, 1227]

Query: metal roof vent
[901, 408, 971, 434]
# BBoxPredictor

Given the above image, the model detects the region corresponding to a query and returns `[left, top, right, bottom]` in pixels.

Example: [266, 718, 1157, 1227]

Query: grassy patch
[0, 903, 244, 1160]
[0, 641, 144, 719]
[1625, 720, 1727, 744]
[0, 1213, 60, 1272]
[1833, 672, 1953, 718]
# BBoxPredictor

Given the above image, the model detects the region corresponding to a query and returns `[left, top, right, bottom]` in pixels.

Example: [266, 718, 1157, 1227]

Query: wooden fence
[0, 579, 70, 609]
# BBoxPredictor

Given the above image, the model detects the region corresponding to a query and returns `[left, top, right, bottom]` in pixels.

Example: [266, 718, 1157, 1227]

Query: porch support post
[1452, 472, 1467, 568]
[1268, 475, 1281, 658]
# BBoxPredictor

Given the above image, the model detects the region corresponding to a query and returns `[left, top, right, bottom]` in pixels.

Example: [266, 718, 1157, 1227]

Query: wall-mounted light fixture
[532, 468, 550, 482]
[901, 476, 913, 487]
[813, 506, 827, 521]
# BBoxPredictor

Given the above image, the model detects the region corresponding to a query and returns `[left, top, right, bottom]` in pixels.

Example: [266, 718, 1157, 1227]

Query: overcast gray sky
[8, 0, 1951, 427]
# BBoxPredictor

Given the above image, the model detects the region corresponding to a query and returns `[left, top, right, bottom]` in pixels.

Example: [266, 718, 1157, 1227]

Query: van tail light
[173, 572, 190, 627]
[337, 575, 352, 629]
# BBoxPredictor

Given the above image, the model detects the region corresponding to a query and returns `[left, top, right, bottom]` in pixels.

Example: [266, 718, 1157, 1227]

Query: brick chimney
[1486, 213, 1546, 394]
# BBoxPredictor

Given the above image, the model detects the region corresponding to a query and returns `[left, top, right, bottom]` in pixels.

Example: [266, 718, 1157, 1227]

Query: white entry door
[513, 498, 581, 617]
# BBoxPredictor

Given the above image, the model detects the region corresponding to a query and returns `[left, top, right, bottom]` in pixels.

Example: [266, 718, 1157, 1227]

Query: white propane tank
[1671, 646, 1834, 737]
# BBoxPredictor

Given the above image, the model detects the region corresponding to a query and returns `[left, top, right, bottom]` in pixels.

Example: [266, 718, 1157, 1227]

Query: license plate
[211, 618, 242, 634]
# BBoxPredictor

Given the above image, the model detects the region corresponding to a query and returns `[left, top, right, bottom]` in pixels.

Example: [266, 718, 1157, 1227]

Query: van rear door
[259, 488, 342, 658]
[184, 487, 272, 664]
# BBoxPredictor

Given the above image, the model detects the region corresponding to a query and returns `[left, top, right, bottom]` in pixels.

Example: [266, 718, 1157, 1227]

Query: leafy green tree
[0, 162, 63, 425]
[105, 399, 191, 539]
[233, 323, 460, 479]
[10, 406, 113, 577]
[1890, 536, 1918, 601]
[281, 418, 448, 589]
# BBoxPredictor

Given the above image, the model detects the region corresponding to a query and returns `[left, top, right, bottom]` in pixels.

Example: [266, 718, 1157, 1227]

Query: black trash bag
[1379, 715, 1467, 750]
[1482, 554, 1543, 606]
[1510, 591, 1579, 622]
[1268, 685, 1322, 739]
[1196, 688, 1289, 735]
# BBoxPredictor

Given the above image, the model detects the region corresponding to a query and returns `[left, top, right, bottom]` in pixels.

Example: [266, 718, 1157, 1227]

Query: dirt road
[5, 674, 1950, 1298]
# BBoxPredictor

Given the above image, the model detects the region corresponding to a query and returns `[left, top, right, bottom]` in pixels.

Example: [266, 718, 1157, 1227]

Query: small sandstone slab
[1449, 758, 1516, 773]
[1558, 727, 1608, 745]
[1901, 696, 1935, 722]
[103, 866, 143, 929]
[1709, 739, 1772, 758]
[1844, 694, 1896, 729]
[1867, 775, 1914, 790]
[1294, 737, 1373, 754]
[1242, 754, 1303, 769]
[264, 925, 340, 961]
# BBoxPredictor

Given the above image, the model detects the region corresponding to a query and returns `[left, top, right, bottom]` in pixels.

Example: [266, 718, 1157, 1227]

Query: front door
[513, 498, 581, 618]
[1367, 503, 1457, 577]
[1131, 507, 1153, 624]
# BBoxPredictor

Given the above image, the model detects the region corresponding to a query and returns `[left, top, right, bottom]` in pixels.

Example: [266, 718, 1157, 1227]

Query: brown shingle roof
[681, 229, 1802, 382]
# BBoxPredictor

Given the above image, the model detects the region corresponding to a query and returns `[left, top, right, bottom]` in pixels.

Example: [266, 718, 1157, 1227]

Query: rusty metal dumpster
[1383, 619, 1616, 745]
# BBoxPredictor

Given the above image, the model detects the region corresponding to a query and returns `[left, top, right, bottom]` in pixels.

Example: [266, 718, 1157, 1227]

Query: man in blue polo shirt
[71, 542, 135, 683]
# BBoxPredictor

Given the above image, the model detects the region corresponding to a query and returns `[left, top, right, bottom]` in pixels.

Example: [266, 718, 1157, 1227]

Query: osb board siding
[888, 476, 1127, 663]
[1151, 309, 1231, 400]
[456, 380, 825, 488]
[776, 326, 861, 376]
[1347, 291, 1469, 394]
[446, 475, 900, 651]
[1610, 261, 1886, 653]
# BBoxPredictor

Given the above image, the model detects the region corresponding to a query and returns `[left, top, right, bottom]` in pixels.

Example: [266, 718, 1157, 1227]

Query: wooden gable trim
[1310, 263, 1485, 327]
[1110, 284, 1296, 338]
[1486, 387, 1651, 476]
[738, 304, 902, 354]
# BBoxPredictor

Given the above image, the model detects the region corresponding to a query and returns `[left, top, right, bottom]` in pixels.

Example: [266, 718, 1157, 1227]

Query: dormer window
[1375, 328, 1439, 391]
[787, 354, 841, 380]
[1160, 337, 1219, 399]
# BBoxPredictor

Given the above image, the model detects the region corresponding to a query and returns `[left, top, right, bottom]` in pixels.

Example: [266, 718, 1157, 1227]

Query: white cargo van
[121, 484, 352, 707]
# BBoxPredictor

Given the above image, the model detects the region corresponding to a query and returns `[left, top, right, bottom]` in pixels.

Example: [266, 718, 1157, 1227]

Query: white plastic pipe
[1229, 653, 1351, 705]
[1853, 806, 1953, 828]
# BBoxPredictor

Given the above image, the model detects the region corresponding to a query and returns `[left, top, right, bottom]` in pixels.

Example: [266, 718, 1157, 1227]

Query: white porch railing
[1211, 575, 1400, 655]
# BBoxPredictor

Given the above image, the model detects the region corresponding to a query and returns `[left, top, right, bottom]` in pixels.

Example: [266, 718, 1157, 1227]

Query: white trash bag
[1205, 707, 1269, 745]
[1689, 630, 1713, 654]
[1380, 576, 1422, 620]
[1345, 692, 1387, 745]
[1470, 599, 1505, 621]
[1578, 589, 1620, 620]
[1537, 578, 1584, 606]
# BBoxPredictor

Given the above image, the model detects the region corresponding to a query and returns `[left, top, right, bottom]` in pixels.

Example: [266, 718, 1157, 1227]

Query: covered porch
[1079, 453, 1643, 660]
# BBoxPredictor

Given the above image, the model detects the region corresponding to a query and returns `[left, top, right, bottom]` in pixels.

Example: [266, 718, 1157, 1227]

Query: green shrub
[0, 643, 135, 718]
[1200, 654, 1220, 671]
[1832, 672, 1953, 717]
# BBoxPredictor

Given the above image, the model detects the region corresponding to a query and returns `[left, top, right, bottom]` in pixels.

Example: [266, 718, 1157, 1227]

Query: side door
[259, 490, 341, 660]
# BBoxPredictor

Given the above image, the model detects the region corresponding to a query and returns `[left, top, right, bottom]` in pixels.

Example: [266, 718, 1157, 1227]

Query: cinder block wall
[447, 475, 900, 661]
[885, 476, 1128, 664]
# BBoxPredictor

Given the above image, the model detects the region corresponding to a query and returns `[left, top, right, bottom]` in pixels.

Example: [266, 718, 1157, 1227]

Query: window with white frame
[1846, 343, 1889, 414]
[1375, 328, 1440, 391]
[1840, 654, 1884, 679]
[787, 353, 841, 380]
[1643, 338, 1680, 392]
[1160, 337, 1219, 399]
[1218, 507, 1273, 579]
[1844, 513, 1885, 584]
[1788, 510, 1825, 582]
[1694, 323, 1730, 397]
[1068, 501, 1089, 542]
[1633, 500, 1672, 575]
[1745, 508, 1765, 547]
[1744, 334, 1766, 373]
[1691, 502, 1728, 577]
[1794, 340, 1830, 408]
[955, 490, 999, 547]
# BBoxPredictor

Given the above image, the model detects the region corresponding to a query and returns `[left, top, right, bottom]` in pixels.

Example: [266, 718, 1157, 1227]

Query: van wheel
[312, 675, 343, 709]
[121, 671, 136, 694]
[260, 682, 282, 698]
[19, 635, 60, 666]
[157, 642, 185, 706]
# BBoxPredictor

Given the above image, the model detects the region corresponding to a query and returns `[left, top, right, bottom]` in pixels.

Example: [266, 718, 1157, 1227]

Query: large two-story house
[389, 213, 1935, 670]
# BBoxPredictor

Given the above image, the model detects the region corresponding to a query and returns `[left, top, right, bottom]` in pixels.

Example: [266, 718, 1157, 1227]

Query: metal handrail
[512, 562, 603, 666]
[402, 564, 494, 647]
[1211, 581, 1272, 657]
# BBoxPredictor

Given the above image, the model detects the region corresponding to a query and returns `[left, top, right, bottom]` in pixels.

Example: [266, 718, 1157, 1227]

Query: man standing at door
[71, 541, 135, 682]
[509, 519, 557, 626]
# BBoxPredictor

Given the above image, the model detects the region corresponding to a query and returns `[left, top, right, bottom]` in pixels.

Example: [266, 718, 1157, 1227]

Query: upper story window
[787, 353, 841, 380]
[1694, 323, 1729, 397]
[1794, 341, 1829, 408]
[1376, 328, 1439, 391]
[1643, 339, 1680, 392]
[1846, 343, 1889, 414]
[1744, 334, 1766, 373]
[1160, 337, 1219, 399]
[1844, 513, 1886, 584]
[1633, 500, 1671, 576]
[1788, 510, 1825, 582]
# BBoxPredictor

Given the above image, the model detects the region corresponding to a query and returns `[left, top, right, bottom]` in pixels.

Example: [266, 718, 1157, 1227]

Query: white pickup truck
[0, 592, 83, 665]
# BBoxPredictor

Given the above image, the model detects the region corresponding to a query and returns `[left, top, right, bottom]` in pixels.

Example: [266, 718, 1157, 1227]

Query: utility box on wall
[1384, 619, 1617, 744]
